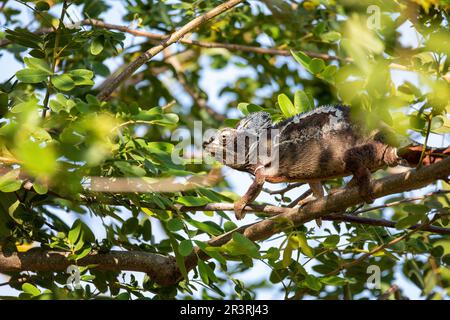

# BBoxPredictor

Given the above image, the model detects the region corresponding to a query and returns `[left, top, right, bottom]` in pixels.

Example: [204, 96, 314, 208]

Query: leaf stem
[417, 114, 432, 168]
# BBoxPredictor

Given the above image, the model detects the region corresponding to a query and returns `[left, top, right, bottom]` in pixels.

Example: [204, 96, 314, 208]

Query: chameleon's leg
[309, 181, 324, 198]
[309, 182, 324, 228]
[344, 145, 375, 203]
[234, 166, 266, 220]
[292, 182, 324, 227]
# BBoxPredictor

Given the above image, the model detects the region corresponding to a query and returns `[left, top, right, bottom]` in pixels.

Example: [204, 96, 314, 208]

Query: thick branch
[1, 157, 449, 286]
[0, 249, 178, 287]
[183, 157, 450, 273]
[96, 0, 244, 100]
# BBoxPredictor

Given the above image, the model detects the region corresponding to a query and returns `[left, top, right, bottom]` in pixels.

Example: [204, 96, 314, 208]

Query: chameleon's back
[267, 105, 391, 182]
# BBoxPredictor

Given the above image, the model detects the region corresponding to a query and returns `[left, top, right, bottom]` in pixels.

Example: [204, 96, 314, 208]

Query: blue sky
[1, 1, 449, 299]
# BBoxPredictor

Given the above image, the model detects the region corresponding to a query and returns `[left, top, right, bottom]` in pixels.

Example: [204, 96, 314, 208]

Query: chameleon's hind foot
[358, 182, 375, 204]
[296, 195, 323, 228]
[233, 200, 247, 220]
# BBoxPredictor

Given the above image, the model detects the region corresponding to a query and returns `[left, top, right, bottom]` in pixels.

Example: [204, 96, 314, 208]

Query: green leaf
[294, 233, 314, 258]
[23, 57, 51, 73]
[68, 220, 82, 244]
[282, 244, 293, 268]
[142, 219, 152, 241]
[10, 96, 39, 113]
[294, 90, 313, 113]
[24, 57, 52, 74]
[237, 103, 263, 116]
[35, 1, 50, 11]
[68, 69, 94, 86]
[176, 196, 209, 207]
[49, 93, 76, 113]
[90, 37, 105, 55]
[320, 276, 347, 286]
[309, 58, 325, 74]
[33, 181, 48, 195]
[197, 259, 210, 285]
[0, 91, 8, 117]
[51, 74, 75, 91]
[22, 283, 41, 296]
[178, 240, 193, 256]
[323, 235, 340, 248]
[291, 50, 312, 70]
[122, 217, 139, 234]
[304, 275, 322, 291]
[320, 31, 341, 43]
[5, 29, 42, 49]
[423, 271, 437, 295]
[442, 254, 450, 266]
[8, 200, 20, 219]
[194, 240, 227, 265]
[403, 204, 429, 215]
[320, 65, 338, 83]
[395, 214, 422, 229]
[223, 232, 260, 258]
[169, 236, 188, 280]
[264, 247, 280, 261]
[430, 245, 444, 257]
[15, 140, 57, 177]
[277, 93, 296, 118]
[187, 219, 222, 236]
[167, 218, 184, 232]
[116, 292, 130, 300]
[223, 221, 238, 232]
[16, 68, 49, 83]
[0, 170, 22, 193]
[76, 246, 91, 260]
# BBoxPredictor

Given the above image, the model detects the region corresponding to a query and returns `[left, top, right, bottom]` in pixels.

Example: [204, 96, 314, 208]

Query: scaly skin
[203, 105, 447, 220]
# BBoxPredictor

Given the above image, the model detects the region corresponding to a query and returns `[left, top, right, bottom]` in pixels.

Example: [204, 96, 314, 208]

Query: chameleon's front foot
[233, 200, 247, 220]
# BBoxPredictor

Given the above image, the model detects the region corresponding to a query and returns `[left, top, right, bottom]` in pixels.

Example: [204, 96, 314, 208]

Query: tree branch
[96, 0, 245, 101]
[182, 157, 450, 276]
[163, 48, 226, 121]
[329, 216, 439, 276]
[324, 214, 450, 235]
[1, 157, 449, 287]
[81, 19, 450, 82]
[0, 249, 178, 286]
[80, 19, 341, 61]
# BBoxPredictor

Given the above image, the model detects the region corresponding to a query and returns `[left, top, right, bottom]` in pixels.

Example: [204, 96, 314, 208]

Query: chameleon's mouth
[202, 136, 214, 149]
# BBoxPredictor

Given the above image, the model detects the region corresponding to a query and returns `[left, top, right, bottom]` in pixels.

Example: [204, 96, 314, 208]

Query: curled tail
[397, 144, 450, 167]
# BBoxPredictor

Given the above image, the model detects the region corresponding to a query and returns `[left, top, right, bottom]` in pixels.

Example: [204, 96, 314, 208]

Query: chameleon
[203, 104, 450, 220]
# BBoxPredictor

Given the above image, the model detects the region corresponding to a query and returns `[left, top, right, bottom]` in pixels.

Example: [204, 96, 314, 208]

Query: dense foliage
[0, 0, 449, 300]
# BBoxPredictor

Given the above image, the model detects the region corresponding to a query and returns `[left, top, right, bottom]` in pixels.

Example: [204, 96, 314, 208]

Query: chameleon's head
[203, 112, 273, 169]
[203, 127, 243, 168]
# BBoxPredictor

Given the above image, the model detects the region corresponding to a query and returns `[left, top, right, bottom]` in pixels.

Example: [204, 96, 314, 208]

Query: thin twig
[0, 0, 9, 12]
[163, 48, 225, 121]
[417, 114, 433, 169]
[96, 0, 245, 101]
[328, 216, 439, 276]
[348, 190, 450, 216]
[324, 214, 450, 235]
[262, 182, 304, 195]
[79, 19, 450, 82]
[81, 19, 343, 61]
[287, 189, 312, 208]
